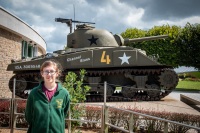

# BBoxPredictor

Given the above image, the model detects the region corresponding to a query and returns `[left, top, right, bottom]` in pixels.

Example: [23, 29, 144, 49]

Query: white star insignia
[118, 53, 131, 65]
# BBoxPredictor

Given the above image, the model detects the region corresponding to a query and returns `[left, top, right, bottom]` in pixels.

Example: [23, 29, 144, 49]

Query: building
[0, 6, 46, 98]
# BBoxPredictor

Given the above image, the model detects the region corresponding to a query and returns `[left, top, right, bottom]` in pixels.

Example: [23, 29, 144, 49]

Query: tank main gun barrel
[124, 35, 168, 45]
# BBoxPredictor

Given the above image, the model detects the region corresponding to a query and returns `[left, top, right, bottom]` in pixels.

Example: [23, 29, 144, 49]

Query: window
[33, 45, 38, 57]
[22, 41, 28, 59]
[28, 44, 33, 57]
[21, 41, 38, 59]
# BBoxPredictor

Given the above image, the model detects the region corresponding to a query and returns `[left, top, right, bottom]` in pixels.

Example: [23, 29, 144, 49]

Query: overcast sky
[1, 0, 200, 53]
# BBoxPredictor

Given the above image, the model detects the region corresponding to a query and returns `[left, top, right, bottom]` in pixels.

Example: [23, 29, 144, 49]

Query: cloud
[31, 25, 56, 40]
[157, 16, 200, 27]
[120, 0, 200, 21]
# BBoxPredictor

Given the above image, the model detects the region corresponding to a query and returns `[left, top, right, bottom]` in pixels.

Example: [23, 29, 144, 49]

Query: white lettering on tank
[14, 65, 40, 70]
[67, 55, 81, 62]
[15, 66, 22, 69]
[80, 58, 90, 62]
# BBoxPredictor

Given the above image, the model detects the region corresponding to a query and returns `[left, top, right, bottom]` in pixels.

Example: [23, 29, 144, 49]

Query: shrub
[178, 72, 200, 81]
[183, 77, 200, 82]
[82, 106, 200, 133]
[62, 69, 90, 132]
[83, 106, 102, 128]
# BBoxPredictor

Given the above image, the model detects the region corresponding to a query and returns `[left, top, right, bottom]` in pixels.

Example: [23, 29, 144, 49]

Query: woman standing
[25, 60, 70, 133]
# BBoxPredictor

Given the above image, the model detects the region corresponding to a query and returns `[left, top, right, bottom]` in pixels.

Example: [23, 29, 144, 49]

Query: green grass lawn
[176, 80, 200, 91]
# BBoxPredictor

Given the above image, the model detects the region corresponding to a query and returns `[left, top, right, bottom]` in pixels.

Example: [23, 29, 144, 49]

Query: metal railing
[104, 106, 200, 133]
[67, 103, 104, 132]
[66, 82, 200, 133]
[0, 79, 200, 133]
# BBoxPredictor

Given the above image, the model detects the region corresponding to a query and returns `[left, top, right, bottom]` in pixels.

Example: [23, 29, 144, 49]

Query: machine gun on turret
[55, 18, 95, 33]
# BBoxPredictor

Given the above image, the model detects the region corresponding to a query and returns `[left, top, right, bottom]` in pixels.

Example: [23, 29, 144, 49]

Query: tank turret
[56, 18, 168, 48]
[67, 24, 120, 48]
[7, 18, 178, 101]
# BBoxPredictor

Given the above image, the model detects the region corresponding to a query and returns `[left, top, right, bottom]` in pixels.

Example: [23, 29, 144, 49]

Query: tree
[121, 28, 146, 39]
[146, 25, 181, 67]
[176, 23, 200, 70]
[121, 25, 181, 68]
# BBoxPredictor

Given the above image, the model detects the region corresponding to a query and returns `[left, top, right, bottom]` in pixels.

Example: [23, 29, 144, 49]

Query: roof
[0, 6, 46, 53]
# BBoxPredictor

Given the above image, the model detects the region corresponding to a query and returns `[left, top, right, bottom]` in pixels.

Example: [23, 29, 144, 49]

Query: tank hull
[7, 47, 161, 71]
[7, 47, 178, 101]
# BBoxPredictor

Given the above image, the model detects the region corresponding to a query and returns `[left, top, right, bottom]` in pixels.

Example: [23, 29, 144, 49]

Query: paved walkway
[90, 92, 200, 115]
[106, 95, 200, 115]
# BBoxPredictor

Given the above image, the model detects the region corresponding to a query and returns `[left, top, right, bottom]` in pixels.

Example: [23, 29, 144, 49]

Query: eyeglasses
[42, 70, 57, 75]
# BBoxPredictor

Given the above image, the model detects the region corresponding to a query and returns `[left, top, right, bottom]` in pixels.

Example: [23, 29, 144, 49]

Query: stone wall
[0, 27, 21, 98]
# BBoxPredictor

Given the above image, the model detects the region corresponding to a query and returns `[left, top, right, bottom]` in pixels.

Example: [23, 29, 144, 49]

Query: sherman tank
[7, 18, 178, 101]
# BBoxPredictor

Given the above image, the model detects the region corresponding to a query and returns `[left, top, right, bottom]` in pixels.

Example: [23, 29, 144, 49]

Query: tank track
[86, 89, 172, 102]
[9, 67, 178, 102]
[9, 72, 41, 99]
[85, 68, 176, 102]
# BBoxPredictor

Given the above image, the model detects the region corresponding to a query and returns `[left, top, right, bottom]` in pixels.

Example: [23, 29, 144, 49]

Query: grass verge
[175, 80, 200, 91]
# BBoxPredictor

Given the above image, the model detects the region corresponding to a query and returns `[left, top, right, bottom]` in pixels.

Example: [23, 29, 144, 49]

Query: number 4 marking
[101, 51, 111, 64]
